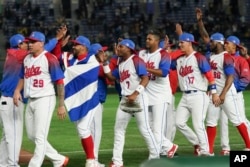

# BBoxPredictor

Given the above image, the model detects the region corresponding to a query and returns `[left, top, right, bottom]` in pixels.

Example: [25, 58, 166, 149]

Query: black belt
[184, 90, 198, 94]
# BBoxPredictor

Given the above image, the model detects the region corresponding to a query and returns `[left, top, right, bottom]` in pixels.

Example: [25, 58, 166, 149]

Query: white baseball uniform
[21, 51, 66, 167]
[174, 51, 210, 154]
[0, 49, 28, 167]
[139, 48, 174, 153]
[213, 53, 250, 152]
[206, 51, 241, 152]
[111, 55, 159, 166]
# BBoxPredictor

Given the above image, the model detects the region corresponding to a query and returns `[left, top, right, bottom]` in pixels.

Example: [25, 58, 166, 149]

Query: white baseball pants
[25, 95, 65, 167]
[0, 96, 24, 167]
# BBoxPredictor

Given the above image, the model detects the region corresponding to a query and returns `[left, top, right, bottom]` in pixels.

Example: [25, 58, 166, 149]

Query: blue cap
[159, 40, 174, 49]
[119, 39, 135, 50]
[225, 36, 242, 48]
[159, 40, 164, 49]
[9, 34, 25, 48]
[26, 31, 45, 42]
[179, 33, 198, 44]
[71, 36, 91, 49]
[89, 43, 108, 55]
[210, 33, 224, 44]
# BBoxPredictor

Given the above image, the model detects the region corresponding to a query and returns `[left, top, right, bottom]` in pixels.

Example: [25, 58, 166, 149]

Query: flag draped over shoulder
[64, 58, 100, 122]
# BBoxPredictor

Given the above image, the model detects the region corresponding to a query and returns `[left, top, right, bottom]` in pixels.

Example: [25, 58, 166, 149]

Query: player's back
[0, 49, 28, 97]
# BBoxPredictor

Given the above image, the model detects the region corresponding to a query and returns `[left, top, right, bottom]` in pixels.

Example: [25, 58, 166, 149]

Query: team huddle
[0, 7, 250, 167]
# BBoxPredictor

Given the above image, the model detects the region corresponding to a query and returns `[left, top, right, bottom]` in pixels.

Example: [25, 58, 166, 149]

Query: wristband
[103, 60, 109, 66]
[103, 65, 111, 73]
[208, 84, 216, 90]
[209, 84, 217, 94]
[135, 85, 145, 94]
[211, 89, 217, 94]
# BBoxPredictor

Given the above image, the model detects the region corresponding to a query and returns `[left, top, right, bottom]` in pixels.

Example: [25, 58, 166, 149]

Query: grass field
[1, 91, 250, 166]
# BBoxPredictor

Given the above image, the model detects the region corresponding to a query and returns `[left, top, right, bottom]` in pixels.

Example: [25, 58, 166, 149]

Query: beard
[72, 49, 78, 58]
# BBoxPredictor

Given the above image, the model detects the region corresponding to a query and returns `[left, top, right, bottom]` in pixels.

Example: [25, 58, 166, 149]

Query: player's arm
[196, 8, 210, 45]
[205, 71, 221, 106]
[13, 78, 24, 106]
[219, 54, 235, 104]
[102, 63, 118, 81]
[175, 23, 183, 36]
[196, 53, 221, 106]
[126, 75, 149, 104]
[46, 52, 67, 119]
[235, 58, 250, 92]
[147, 50, 171, 77]
[13, 64, 25, 106]
[240, 46, 250, 66]
[127, 57, 149, 102]
[44, 26, 67, 52]
[56, 80, 67, 120]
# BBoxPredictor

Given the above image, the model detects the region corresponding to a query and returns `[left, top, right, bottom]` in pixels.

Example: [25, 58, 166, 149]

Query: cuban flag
[64, 56, 100, 122]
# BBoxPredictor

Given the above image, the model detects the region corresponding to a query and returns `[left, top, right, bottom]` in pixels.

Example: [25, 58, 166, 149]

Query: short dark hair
[147, 28, 162, 39]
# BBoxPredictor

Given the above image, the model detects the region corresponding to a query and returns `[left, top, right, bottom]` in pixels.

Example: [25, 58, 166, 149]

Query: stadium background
[0, 0, 249, 83]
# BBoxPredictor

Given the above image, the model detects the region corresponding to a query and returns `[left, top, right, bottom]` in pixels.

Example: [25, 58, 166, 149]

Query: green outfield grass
[1, 91, 250, 167]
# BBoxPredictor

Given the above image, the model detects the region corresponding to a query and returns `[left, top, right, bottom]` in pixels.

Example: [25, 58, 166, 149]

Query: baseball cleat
[61, 156, 69, 167]
[109, 162, 123, 167]
[220, 150, 230, 155]
[167, 144, 178, 158]
[86, 159, 105, 167]
[97, 161, 105, 167]
[243, 148, 250, 151]
[194, 145, 201, 156]
[199, 152, 214, 156]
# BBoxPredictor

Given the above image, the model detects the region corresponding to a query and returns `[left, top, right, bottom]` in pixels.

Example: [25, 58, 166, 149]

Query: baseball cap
[119, 39, 135, 51]
[71, 36, 90, 49]
[179, 33, 198, 45]
[159, 40, 174, 49]
[26, 31, 45, 42]
[9, 34, 25, 48]
[225, 36, 243, 48]
[210, 33, 224, 45]
[89, 43, 108, 55]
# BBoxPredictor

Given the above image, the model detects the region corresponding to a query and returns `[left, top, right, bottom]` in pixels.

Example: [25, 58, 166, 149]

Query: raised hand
[196, 8, 203, 21]
[175, 23, 183, 36]
[240, 46, 249, 58]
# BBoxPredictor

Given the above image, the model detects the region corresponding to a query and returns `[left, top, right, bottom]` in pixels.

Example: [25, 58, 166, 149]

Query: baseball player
[196, 8, 250, 154]
[195, 8, 232, 154]
[159, 36, 184, 148]
[103, 39, 159, 167]
[0, 34, 28, 167]
[204, 32, 250, 154]
[52, 35, 105, 167]
[89, 43, 109, 167]
[223, 35, 250, 143]
[13, 31, 69, 167]
[0, 27, 67, 167]
[172, 32, 221, 156]
[138, 29, 178, 158]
